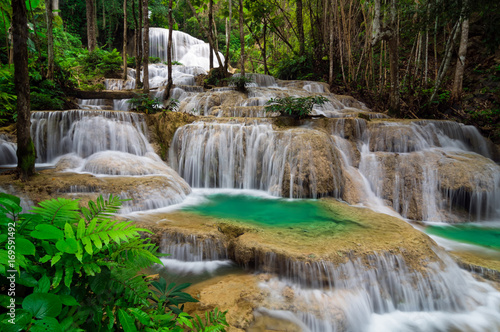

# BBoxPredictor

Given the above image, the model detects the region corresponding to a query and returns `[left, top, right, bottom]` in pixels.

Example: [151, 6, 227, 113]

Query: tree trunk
[239, 0, 245, 75]
[45, 0, 54, 80]
[297, 0, 305, 56]
[451, 18, 469, 102]
[134, 0, 143, 88]
[224, 0, 232, 74]
[165, 0, 174, 100]
[12, 0, 36, 180]
[263, 18, 268, 74]
[387, 0, 399, 114]
[52, 0, 59, 16]
[142, 0, 149, 93]
[209, 0, 214, 69]
[328, 0, 334, 87]
[123, 0, 128, 80]
[86, 0, 96, 51]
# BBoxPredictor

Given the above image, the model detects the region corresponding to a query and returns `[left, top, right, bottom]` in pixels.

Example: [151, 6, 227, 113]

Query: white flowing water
[170, 121, 343, 198]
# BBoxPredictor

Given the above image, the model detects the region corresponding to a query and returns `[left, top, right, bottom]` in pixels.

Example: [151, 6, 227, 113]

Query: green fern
[30, 197, 81, 227]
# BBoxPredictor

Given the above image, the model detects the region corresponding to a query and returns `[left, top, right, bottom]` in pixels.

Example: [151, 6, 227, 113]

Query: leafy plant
[0, 193, 228, 331]
[225, 75, 253, 92]
[159, 98, 180, 120]
[265, 96, 329, 119]
[128, 93, 162, 114]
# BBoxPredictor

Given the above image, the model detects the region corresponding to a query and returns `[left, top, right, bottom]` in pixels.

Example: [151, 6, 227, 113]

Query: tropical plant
[265, 95, 329, 119]
[128, 93, 162, 114]
[0, 193, 229, 331]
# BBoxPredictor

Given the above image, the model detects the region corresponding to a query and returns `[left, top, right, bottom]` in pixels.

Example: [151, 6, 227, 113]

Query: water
[426, 224, 500, 251]
[183, 193, 343, 227]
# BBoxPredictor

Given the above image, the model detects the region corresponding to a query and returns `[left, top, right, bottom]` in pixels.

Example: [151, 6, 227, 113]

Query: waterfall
[170, 121, 343, 198]
[256, 250, 500, 332]
[0, 135, 17, 165]
[149, 28, 224, 71]
[30, 110, 150, 163]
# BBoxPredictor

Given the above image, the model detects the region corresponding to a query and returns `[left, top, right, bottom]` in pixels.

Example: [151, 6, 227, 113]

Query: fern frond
[30, 198, 80, 226]
[111, 238, 162, 268]
[80, 194, 128, 222]
[109, 268, 152, 306]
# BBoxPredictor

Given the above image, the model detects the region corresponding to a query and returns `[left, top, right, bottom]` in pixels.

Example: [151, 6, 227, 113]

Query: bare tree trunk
[430, 20, 460, 103]
[12, 0, 36, 180]
[142, 0, 149, 93]
[123, 0, 128, 80]
[328, 0, 334, 87]
[451, 18, 469, 102]
[209, 0, 214, 69]
[239, 0, 245, 75]
[86, 0, 96, 51]
[134, 0, 143, 88]
[224, 0, 232, 74]
[263, 18, 268, 74]
[297, 0, 305, 55]
[165, 0, 174, 100]
[387, 0, 399, 114]
[52, 0, 59, 16]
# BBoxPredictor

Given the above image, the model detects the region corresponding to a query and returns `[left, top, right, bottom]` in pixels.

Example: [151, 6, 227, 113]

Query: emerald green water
[183, 194, 344, 227]
[426, 225, 500, 251]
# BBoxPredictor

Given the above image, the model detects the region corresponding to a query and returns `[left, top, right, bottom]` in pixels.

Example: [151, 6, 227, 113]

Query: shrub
[225, 75, 253, 92]
[0, 193, 229, 331]
[128, 93, 162, 114]
[265, 95, 329, 119]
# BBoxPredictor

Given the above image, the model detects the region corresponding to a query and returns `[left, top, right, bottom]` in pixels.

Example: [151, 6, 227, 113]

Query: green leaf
[31, 224, 64, 240]
[51, 252, 62, 266]
[31, 316, 62, 332]
[22, 293, 62, 319]
[0, 234, 7, 244]
[14, 238, 35, 255]
[128, 308, 151, 326]
[39, 255, 52, 263]
[59, 295, 79, 307]
[77, 219, 85, 239]
[55, 238, 78, 254]
[64, 223, 75, 239]
[64, 265, 74, 288]
[35, 275, 51, 293]
[117, 309, 137, 332]
[0, 193, 21, 207]
[52, 266, 63, 288]
[17, 272, 38, 287]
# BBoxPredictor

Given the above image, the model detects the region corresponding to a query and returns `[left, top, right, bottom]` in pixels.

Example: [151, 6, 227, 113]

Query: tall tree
[12, 0, 36, 180]
[133, 0, 143, 88]
[239, 0, 245, 75]
[86, 0, 96, 51]
[209, 0, 214, 69]
[123, 0, 128, 80]
[451, 17, 469, 102]
[52, 0, 59, 15]
[296, 0, 305, 56]
[224, 0, 232, 73]
[142, 0, 149, 93]
[44, 0, 54, 79]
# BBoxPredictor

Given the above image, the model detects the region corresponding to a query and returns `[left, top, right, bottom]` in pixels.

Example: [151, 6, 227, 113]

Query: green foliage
[225, 75, 253, 92]
[205, 68, 227, 87]
[265, 96, 329, 119]
[172, 61, 184, 66]
[0, 66, 17, 125]
[78, 48, 122, 77]
[272, 53, 315, 81]
[0, 194, 229, 331]
[128, 93, 162, 114]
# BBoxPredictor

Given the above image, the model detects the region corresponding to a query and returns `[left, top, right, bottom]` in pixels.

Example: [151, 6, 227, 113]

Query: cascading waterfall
[256, 250, 500, 332]
[149, 28, 224, 71]
[0, 135, 17, 165]
[170, 121, 343, 198]
[355, 120, 500, 221]
[30, 110, 151, 163]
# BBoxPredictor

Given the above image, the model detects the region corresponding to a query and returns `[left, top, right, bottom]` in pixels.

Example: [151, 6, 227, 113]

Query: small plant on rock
[225, 75, 253, 92]
[128, 93, 162, 114]
[265, 95, 329, 119]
